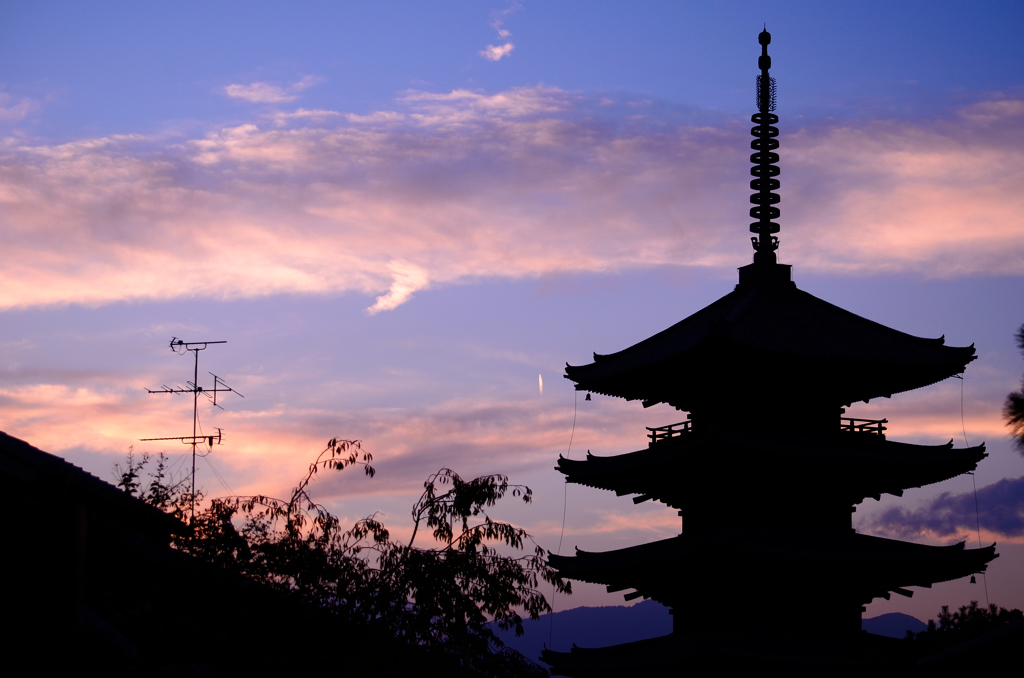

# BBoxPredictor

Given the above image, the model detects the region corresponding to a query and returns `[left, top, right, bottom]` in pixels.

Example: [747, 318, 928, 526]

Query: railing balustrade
[645, 416, 888, 444]
[840, 417, 887, 437]
[647, 420, 692, 445]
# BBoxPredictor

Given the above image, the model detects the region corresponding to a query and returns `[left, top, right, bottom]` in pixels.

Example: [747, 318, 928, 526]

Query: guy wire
[550, 388, 579, 650]
[202, 454, 235, 496]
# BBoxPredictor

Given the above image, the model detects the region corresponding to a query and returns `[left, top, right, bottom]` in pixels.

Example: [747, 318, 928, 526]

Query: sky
[1, 0, 1023, 623]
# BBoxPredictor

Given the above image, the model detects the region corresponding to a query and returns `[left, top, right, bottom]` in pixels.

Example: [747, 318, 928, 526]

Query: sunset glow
[1, 2, 1022, 623]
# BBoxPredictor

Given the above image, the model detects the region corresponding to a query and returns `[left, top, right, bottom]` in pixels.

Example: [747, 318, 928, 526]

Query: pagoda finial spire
[750, 28, 780, 264]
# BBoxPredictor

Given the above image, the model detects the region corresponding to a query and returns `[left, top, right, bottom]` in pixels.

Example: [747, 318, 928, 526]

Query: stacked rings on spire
[750, 31, 780, 263]
[749, 112, 781, 231]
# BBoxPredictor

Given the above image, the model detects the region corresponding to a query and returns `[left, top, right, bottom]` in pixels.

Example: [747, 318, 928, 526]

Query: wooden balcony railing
[840, 417, 887, 437]
[646, 416, 887, 445]
[647, 420, 692, 445]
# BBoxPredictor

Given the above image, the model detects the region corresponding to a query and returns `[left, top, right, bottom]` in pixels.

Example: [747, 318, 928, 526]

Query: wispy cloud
[266, 108, 342, 127]
[780, 100, 1024, 275]
[0, 87, 1021, 314]
[480, 1, 520, 61]
[480, 43, 514, 62]
[0, 91, 38, 123]
[367, 261, 429, 315]
[492, 22, 511, 39]
[225, 83, 296, 104]
[290, 75, 323, 92]
[0, 372, 637, 500]
[225, 75, 324, 104]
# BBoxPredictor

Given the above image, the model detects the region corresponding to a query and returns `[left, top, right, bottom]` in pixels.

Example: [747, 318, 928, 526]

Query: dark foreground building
[0, 430, 440, 675]
[542, 31, 997, 675]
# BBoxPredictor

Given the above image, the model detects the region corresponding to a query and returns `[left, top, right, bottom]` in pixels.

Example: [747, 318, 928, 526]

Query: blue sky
[1, 1, 1023, 620]
[5, 1, 1022, 136]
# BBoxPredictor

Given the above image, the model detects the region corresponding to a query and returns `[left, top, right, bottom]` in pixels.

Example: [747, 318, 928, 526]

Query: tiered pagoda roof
[565, 275, 977, 410]
[549, 532, 997, 609]
[557, 429, 987, 510]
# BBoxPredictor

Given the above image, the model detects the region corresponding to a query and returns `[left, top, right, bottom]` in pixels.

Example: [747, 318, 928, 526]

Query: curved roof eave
[565, 283, 975, 403]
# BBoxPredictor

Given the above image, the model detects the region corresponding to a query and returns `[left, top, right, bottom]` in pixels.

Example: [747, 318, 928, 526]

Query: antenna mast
[141, 337, 243, 520]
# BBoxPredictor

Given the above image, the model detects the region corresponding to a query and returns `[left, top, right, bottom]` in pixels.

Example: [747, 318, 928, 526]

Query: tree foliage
[115, 448, 192, 518]
[1005, 323, 1024, 453]
[117, 439, 568, 677]
[906, 600, 1023, 656]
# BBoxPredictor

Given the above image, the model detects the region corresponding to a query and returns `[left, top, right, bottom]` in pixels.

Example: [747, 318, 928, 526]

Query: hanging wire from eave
[957, 371, 990, 607]
[549, 388, 579, 651]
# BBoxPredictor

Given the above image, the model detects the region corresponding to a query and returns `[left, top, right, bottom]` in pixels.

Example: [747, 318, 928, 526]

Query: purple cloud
[863, 476, 1024, 540]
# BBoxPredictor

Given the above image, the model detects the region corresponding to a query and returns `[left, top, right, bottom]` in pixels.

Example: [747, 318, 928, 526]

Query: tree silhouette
[118, 439, 566, 677]
[1005, 323, 1024, 453]
[906, 600, 1023, 658]
[115, 449, 191, 518]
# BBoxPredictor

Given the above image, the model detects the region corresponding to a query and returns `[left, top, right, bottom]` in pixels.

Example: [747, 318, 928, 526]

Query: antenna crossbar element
[145, 385, 237, 395]
[169, 338, 226, 352]
[208, 373, 244, 408]
[140, 428, 223, 447]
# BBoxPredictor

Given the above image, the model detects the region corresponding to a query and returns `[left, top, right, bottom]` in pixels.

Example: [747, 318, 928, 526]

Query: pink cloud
[0, 86, 1020, 316]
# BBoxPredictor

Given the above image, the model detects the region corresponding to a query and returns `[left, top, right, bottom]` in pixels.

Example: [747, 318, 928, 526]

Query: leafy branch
[1005, 324, 1024, 453]
[409, 467, 532, 548]
[121, 439, 564, 677]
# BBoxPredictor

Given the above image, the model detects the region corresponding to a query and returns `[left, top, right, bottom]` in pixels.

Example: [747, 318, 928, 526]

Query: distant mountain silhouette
[493, 602, 925, 666]
[493, 600, 672, 665]
[863, 612, 927, 638]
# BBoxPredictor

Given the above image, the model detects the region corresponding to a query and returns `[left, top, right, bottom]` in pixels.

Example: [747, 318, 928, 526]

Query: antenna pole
[191, 346, 199, 520]
[141, 338, 243, 523]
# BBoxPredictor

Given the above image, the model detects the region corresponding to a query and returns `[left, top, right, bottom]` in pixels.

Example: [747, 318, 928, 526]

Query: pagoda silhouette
[542, 30, 997, 675]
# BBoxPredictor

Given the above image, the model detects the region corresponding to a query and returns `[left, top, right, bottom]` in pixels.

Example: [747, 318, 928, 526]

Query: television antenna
[141, 337, 243, 519]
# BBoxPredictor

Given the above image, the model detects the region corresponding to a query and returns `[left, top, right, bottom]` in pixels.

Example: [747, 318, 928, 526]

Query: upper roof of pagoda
[564, 266, 976, 409]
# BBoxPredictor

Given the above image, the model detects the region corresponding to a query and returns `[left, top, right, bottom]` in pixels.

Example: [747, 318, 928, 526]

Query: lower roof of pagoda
[556, 428, 985, 508]
[564, 276, 975, 410]
[548, 530, 996, 608]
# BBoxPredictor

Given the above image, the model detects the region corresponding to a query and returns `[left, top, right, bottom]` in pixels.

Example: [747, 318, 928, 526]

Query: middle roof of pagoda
[556, 428, 986, 510]
[564, 264, 976, 409]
